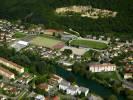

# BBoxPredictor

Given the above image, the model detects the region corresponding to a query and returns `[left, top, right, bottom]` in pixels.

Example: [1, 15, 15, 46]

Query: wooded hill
[0, 0, 133, 40]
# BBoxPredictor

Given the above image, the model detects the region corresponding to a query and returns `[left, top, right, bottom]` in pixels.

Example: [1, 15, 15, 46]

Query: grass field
[70, 39, 108, 50]
[31, 36, 64, 49]
[94, 72, 118, 80]
[13, 32, 27, 38]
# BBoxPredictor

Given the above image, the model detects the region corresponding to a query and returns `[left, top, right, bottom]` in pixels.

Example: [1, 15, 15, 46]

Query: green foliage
[13, 32, 26, 38]
[62, 49, 72, 56]
[108, 95, 117, 100]
[0, 46, 55, 75]
[0, 0, 133, 40]
[0, 75, 3, 79]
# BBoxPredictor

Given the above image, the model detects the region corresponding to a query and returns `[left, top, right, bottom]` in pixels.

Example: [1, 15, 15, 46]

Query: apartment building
[0, 57, 24, 73]
[0, 67, 15, 79]
[89, 63, 116, 72]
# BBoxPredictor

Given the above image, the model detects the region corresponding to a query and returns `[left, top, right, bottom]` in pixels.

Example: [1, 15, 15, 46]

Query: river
[55, 66, 125, 100]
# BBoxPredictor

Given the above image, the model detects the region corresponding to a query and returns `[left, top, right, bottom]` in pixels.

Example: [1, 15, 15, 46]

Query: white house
[66, 86, 78, 95]
[89, 63, 116, 72]
[78, 86, 89, 96]
[59, 80, 70, 91]
[124, 73, 133, 79]
[35, 95, 45, 100]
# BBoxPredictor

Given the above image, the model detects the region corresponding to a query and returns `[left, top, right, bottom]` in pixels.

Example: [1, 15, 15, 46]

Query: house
[59, 80, 70, 91]
[78, 86, 89, 96]
[0, 66, 15, 79]
[124, 73, 133, 79]
[0, 57, 24, 73]
[89, 63, 116, 72]
[35, 95, 45, 100]
[11, 40, 29, 51]
[10, 87, 20, 95]
[37, 83, 50, 92]
[61, 61, 74, 66]
[44, 29, 62, 36]
[22, 73, 31, 78]
[61, 33, 77, 41]
[125, 65, 133, 73]
[51, 74, 63, 83]
[66, 86, 78, 95]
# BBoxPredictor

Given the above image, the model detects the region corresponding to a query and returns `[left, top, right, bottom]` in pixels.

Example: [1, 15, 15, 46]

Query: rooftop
[90, 63, 116, 67]
[0, 57, 23, 70]
[0, 66, 14, 76]
[60, 80, 70, 87]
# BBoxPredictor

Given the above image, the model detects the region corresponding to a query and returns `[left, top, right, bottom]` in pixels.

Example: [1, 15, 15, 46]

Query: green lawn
[13, 32, 26, 38]
[31, 36, 64, 48]
[70, 39, 108, 50]
[94, 72, 118, 80]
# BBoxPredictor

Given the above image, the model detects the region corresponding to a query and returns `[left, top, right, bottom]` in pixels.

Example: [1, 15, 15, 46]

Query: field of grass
[31, 36, 64, 49]
[70, 39, 108, 49]
[13, 32, 27, 38]
[94, 72, 118, 80]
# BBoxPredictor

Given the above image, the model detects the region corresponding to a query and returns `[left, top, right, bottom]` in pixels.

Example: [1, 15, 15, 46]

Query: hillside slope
[0, 0, 133, 40]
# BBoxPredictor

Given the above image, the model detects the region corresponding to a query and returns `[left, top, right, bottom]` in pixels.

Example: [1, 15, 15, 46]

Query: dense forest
[0, 0, 133, 40]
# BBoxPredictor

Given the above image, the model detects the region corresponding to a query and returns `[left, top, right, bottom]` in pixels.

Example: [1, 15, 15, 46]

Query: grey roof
[11, 43, 25, 51]
[67, 86, 78, 91]
[60, 80, 70, 87]
[79, 86, 89, 92]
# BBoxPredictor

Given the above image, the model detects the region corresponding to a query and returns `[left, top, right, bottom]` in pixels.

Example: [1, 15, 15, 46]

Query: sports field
[70, 39, 108, 50]
[31, 36, 64, 49]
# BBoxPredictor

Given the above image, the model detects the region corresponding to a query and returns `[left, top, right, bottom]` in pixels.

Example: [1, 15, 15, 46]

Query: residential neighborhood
[0, 18, 132, 100]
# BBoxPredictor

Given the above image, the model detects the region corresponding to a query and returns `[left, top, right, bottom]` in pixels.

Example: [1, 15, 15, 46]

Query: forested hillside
[0, 0, 133, 40]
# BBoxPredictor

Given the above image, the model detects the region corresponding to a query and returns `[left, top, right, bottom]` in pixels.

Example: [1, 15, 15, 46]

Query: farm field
[31, 36, 64, 49]
[70, 39, 108, 50]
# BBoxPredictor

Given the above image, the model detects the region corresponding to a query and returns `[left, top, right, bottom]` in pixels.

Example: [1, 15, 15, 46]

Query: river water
[55, 66, 125, 100]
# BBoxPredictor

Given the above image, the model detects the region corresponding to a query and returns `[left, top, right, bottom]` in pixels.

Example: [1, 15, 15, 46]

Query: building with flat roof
[0, 57, 24, 73]
[89, 63, 116, 72]
[0, 66, 15, 79]
[66, 86, 78, 95]
[59, 80, 70, 91]
[11, 40, 29, 51]
[61, 33, 77, 41]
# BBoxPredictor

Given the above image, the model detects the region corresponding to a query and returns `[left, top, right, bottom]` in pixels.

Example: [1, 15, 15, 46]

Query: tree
[108, 95, 117, 100]
[62, 49, 72, 56]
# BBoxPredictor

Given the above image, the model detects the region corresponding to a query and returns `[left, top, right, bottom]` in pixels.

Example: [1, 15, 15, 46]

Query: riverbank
[55, 65, 125, 100]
